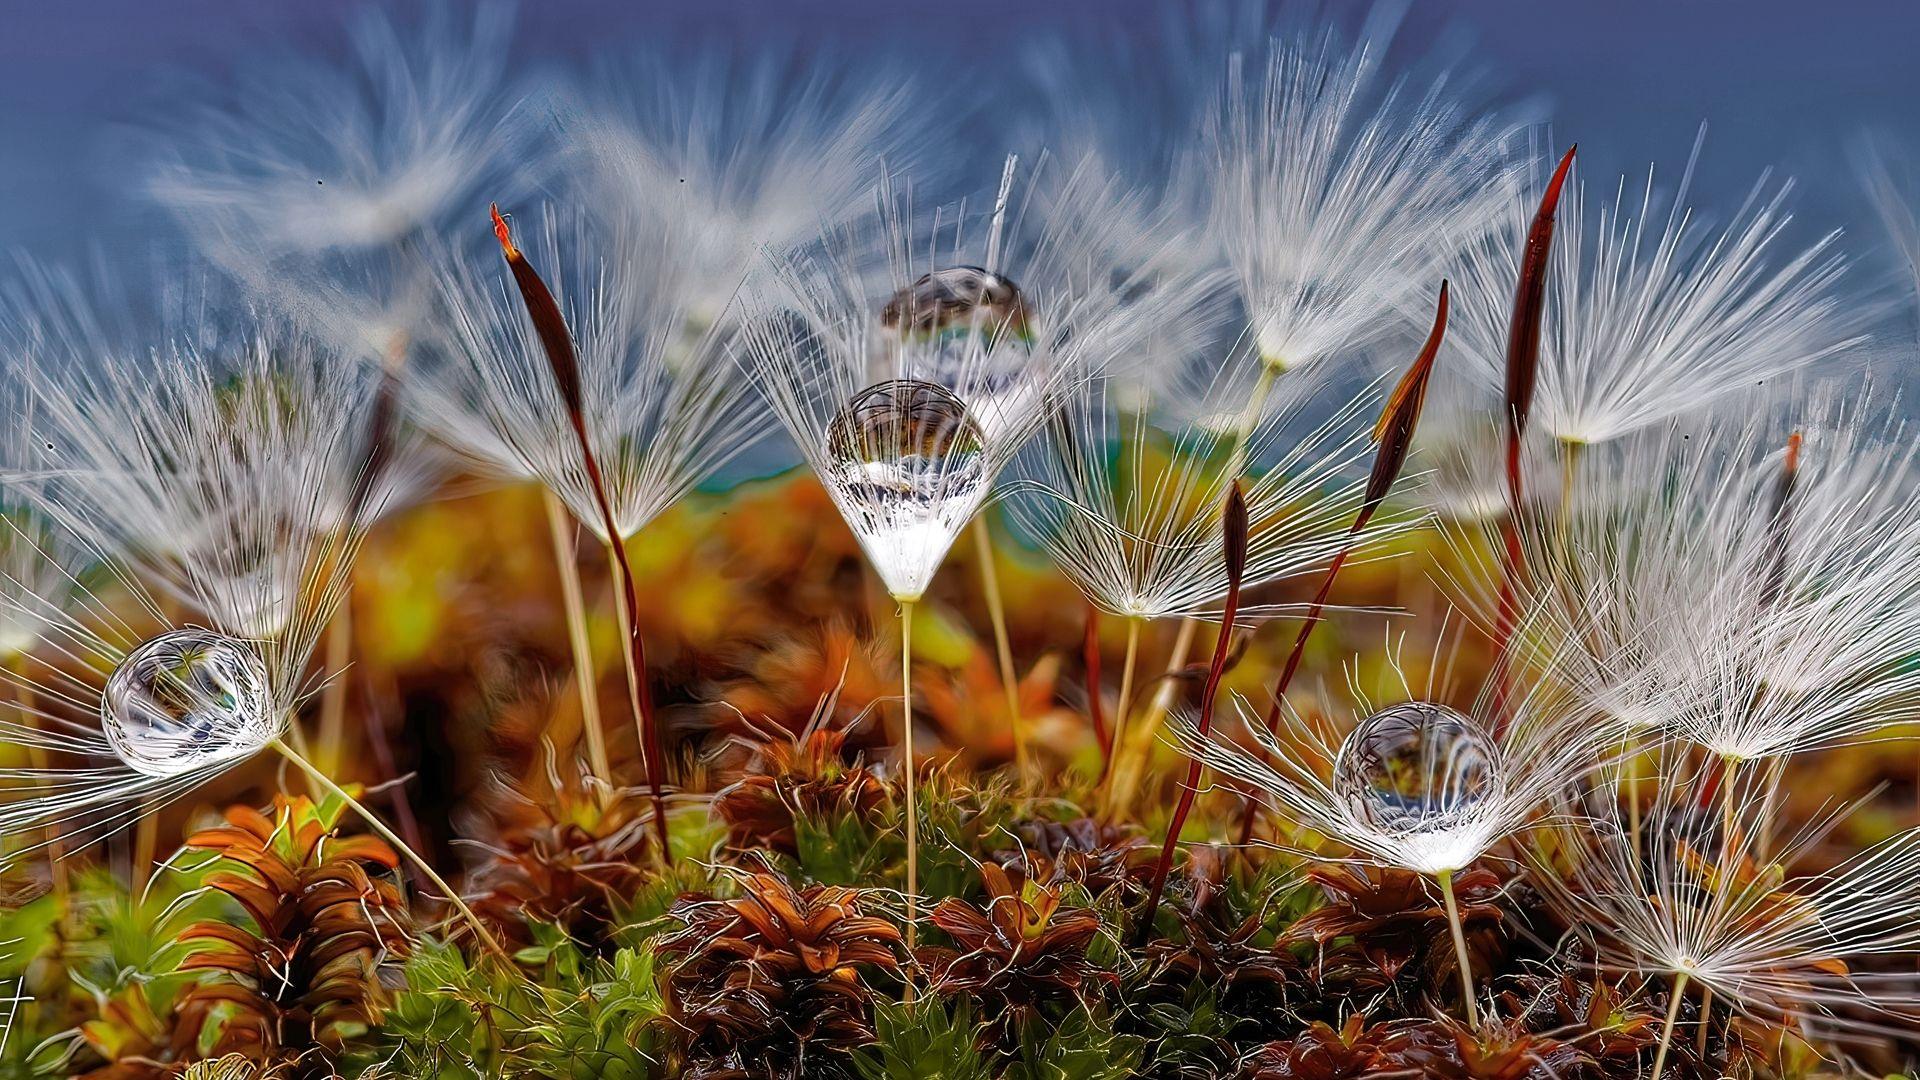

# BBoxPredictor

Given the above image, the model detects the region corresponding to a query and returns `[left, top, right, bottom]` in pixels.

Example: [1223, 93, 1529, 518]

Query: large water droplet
[101, 629, 277, 778]
[1333, 702, 1501, 833]
[826, 379, 986, 505]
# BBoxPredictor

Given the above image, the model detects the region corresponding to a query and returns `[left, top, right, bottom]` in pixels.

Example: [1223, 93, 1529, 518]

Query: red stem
[492, 205, 672, 862]
[1490, 146, 1576, 737]
[1137, 482, 1248, 943]
[1236, 283, 1449, 845]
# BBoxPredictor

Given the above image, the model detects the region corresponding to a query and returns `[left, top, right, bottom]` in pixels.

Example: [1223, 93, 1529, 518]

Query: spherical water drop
[1333, 702, 1500, 834]
[825, 379, 986, 505]
[101, 629, 278, 778]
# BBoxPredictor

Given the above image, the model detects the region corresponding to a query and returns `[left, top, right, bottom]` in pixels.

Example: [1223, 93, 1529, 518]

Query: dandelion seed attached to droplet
[101, 629, 279, 779]
[1334, 702, 1503, 835]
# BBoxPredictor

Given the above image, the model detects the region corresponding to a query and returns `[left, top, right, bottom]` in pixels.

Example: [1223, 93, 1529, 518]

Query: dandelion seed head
[101, 628, 278, 779]
[1210, 13, 1518, 374]
[1175, 626, 1613, 876]
[744, 163, 1176, 602]
[567, 39, 928, 322]
[414, 204, 762, 541]
[1537, 741, 1920, 1034]
[1451, 153, 1857, 446]
[142, 4, 533, 357]
[1478, 402, 1920, 761]
[1012, 365, 1400, 624]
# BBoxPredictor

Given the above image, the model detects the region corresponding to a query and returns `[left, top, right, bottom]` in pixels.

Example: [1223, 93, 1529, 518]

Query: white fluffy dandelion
[415, 204, 763, 543]
[1484, 404, 1920, 760]
[1209, 9, 1518, 375]
[1450, 150, 1856, 449]
[741, 165, 1178, 604]
[1012, 363, 1392, 627]
[1535, 740, 1920, 1078]
[741, 162, 1185, 947]
[143, 2, 536, 361]
[20, 327, 381, 646]
[563, 39, 928, 329]
[1173, 628, 1618, 1026]
[1178, 636, 1611, 878]
[0, 526, 506, 956]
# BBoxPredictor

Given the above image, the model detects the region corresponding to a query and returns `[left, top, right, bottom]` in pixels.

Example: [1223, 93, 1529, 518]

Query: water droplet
[1333, 702, 1500, 833]
[101, 629, 277, 778]
[881, 266, 1030, 344]
[826, 379, 986, 504]
[878, 268, 1036, 437]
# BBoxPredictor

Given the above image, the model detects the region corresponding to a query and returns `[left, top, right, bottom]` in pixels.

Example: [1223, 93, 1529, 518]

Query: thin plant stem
[1138, 483, 1247, 943]
[315, 597, 354, 773]
[132, 808, 157, 898]
[9, 657, 68, 910]
[270, 737, 511, 962]
[971, 518, 1026, 779]
[603, 537, 670, 864]
[899, 600, 919, 956]
[543, 489, 610, 787]
[1557, 438, 1583, 530]
[1624, 736, 1644, 873]
[1237, 285, 1451, 846]
[1695, 986, 1714, 1056]
[1109, 616, 1198, 817]
[492, 206, 669, 863]
[1757, 755, 1788, 860]
[1437, 868, 1479, 1028]
[1097, 617, 1144, 792]
[1650, 971, 1691, 1080]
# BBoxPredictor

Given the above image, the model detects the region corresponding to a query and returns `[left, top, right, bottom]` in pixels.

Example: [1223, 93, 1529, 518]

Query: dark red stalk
[1137, 480, 1248, 943]
[492, 205, 672, 862]
[1084, 605, 1111, 765]
[1491, 146, 1577, 734]
[1236, 282, 1450, 845]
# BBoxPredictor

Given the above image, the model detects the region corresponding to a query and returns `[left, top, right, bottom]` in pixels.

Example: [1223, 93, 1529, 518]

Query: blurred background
[4, 0, 1918, 316]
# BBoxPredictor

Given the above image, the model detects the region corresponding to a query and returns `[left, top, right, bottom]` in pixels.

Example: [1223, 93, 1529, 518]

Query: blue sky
[3, 0, 1917, 289]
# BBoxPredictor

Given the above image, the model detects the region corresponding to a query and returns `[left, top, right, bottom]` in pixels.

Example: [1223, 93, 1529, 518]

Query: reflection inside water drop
[879, 267, 1037, 437]
[1333, 702, 1500, 834]
[826, 379, 986, 506]
[101, 628, 278, 778]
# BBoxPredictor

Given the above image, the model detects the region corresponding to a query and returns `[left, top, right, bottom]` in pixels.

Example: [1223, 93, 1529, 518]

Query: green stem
[544, 489, 610, 787]
[971, 518, 1026, 780]
[1096, 617, 1143, 793]
[900, 601, 919, 957]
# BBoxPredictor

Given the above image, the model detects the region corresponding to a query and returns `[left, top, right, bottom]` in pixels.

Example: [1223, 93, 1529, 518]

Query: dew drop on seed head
[881, 266, 1030, 342]
[877, 267, 1039, 444]
[1333, 702, 1500, 834]
[102, 629, 277, 778]
[825, 379, 986, 507]
[879, 266, 1033, 386]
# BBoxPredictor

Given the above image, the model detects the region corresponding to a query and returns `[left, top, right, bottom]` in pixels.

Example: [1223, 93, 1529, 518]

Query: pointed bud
[1504, 145, 1576, 440]
[491, 204, 584, 417]
[1364, 281, 1449, 516]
